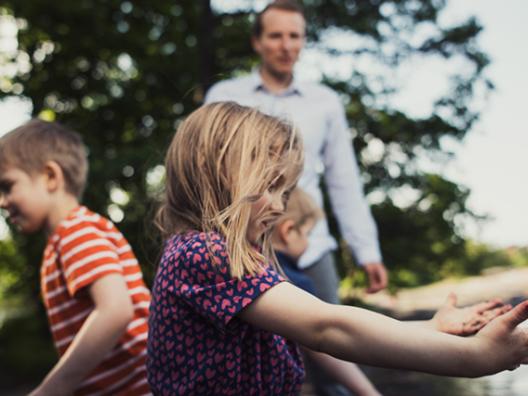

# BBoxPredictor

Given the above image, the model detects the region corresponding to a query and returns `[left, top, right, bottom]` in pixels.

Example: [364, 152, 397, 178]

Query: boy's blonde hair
[276, 187, 323, 230]
[156, 101, 304, 278]
[0, 119, 88, 199]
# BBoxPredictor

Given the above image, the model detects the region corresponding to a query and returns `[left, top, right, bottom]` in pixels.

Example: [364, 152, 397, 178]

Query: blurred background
[0, 0, 526, 394]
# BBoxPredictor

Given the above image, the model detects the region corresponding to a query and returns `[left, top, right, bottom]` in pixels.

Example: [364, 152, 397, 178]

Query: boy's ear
[277, 219, 296, 243]
[43, 161, 64, 192]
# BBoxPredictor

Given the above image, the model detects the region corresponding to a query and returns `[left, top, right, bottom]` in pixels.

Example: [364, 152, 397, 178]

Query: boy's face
[282, 219, 315, 261]
[0, 166, 52, 233]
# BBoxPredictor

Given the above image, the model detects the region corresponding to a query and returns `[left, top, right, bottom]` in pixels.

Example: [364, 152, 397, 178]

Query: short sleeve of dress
[170, 232, 284, 331]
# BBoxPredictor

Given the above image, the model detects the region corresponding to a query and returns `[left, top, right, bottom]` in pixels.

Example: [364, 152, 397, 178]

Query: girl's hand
[432, 293, 512, 336]
[471, 300, 528, 375]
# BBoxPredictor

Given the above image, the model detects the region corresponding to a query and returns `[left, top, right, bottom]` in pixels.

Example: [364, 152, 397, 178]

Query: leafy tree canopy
[0, 0, 492, 290]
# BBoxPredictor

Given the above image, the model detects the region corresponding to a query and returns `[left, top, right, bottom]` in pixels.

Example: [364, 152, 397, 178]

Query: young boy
[271, 188, 382, 396]
[271, 188, 512, 396]
[0, 119, 151, 395]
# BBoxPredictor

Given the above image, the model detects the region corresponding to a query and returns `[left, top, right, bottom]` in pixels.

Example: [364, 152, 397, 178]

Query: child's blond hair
[156, 101, 304, 278]
[0, 119, 88, 199]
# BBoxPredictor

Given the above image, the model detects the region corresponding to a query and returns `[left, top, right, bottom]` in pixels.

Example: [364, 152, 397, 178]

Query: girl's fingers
[482, 305, 513, 322]
[445, 292, 457, 307]
[475, 299, 504, 314]
[464, 324, 481, 336]
[500, 300, 528, 330]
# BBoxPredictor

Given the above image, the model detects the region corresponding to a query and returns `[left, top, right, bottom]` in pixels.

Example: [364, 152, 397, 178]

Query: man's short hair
[0, 119, 88, 199]
[252, 0, 305, 38]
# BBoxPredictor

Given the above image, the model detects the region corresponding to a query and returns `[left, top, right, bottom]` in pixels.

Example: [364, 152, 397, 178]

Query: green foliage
[0, 235, 43, 305]
[462, 243, 528, 274]
[0, 238, 25, 304]
[0, 0, 504, 293]
[0, 308, 56, 391]
[375, 175, 469, 286]
[1, 0, 492, 284]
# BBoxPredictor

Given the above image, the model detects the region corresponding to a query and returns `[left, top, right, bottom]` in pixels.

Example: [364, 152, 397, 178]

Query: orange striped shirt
[41, 206, 151, 395]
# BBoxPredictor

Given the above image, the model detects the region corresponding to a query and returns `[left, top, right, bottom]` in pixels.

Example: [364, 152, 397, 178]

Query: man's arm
[29, 274, 134, 396]
[321, 93, 387, 292]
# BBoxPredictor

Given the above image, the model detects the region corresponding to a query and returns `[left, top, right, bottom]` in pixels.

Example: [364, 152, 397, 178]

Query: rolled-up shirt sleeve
[322, 95, 382, 265]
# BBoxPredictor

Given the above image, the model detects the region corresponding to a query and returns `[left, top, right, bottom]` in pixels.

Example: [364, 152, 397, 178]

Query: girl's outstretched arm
[238, 282, 528, 377]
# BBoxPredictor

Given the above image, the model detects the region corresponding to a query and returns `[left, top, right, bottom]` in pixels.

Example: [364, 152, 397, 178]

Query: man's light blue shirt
[205, 71, 382, 268]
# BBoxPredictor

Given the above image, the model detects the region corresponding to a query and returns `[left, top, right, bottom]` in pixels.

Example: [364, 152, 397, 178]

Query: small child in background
[271, 187, 322, 295]
[272, 187, 382, 396]
[148, 101, 528, 396]
[271, 187, 511, 396]
[0, 120, 151, 395]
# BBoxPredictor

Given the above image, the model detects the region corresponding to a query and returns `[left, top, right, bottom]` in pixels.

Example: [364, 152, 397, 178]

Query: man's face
[252, 8, 306, 78]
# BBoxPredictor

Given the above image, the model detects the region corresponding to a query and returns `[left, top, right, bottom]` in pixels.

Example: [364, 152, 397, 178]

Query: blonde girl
[147, 101, 528, 396]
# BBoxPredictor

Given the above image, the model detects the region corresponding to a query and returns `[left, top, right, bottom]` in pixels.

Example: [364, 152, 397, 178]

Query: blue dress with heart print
[147, 230, 305, 395]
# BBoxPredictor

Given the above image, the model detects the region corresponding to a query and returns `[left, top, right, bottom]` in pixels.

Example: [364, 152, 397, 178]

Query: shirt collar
[250, 69, 302, 96]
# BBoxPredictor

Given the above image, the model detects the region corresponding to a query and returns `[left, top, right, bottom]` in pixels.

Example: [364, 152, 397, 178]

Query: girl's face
[247, 177, 289, 244]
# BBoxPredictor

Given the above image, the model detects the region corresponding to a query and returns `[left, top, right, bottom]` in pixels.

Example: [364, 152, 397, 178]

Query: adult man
[205, 2, 387, 394]
[206, 0, 387, 294]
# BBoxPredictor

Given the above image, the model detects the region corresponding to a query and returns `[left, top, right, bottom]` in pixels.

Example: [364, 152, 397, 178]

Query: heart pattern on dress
[147, 231, 304, 395]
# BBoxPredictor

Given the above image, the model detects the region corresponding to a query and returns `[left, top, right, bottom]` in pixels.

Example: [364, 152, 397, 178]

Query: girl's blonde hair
[156, 101, 304, 278]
